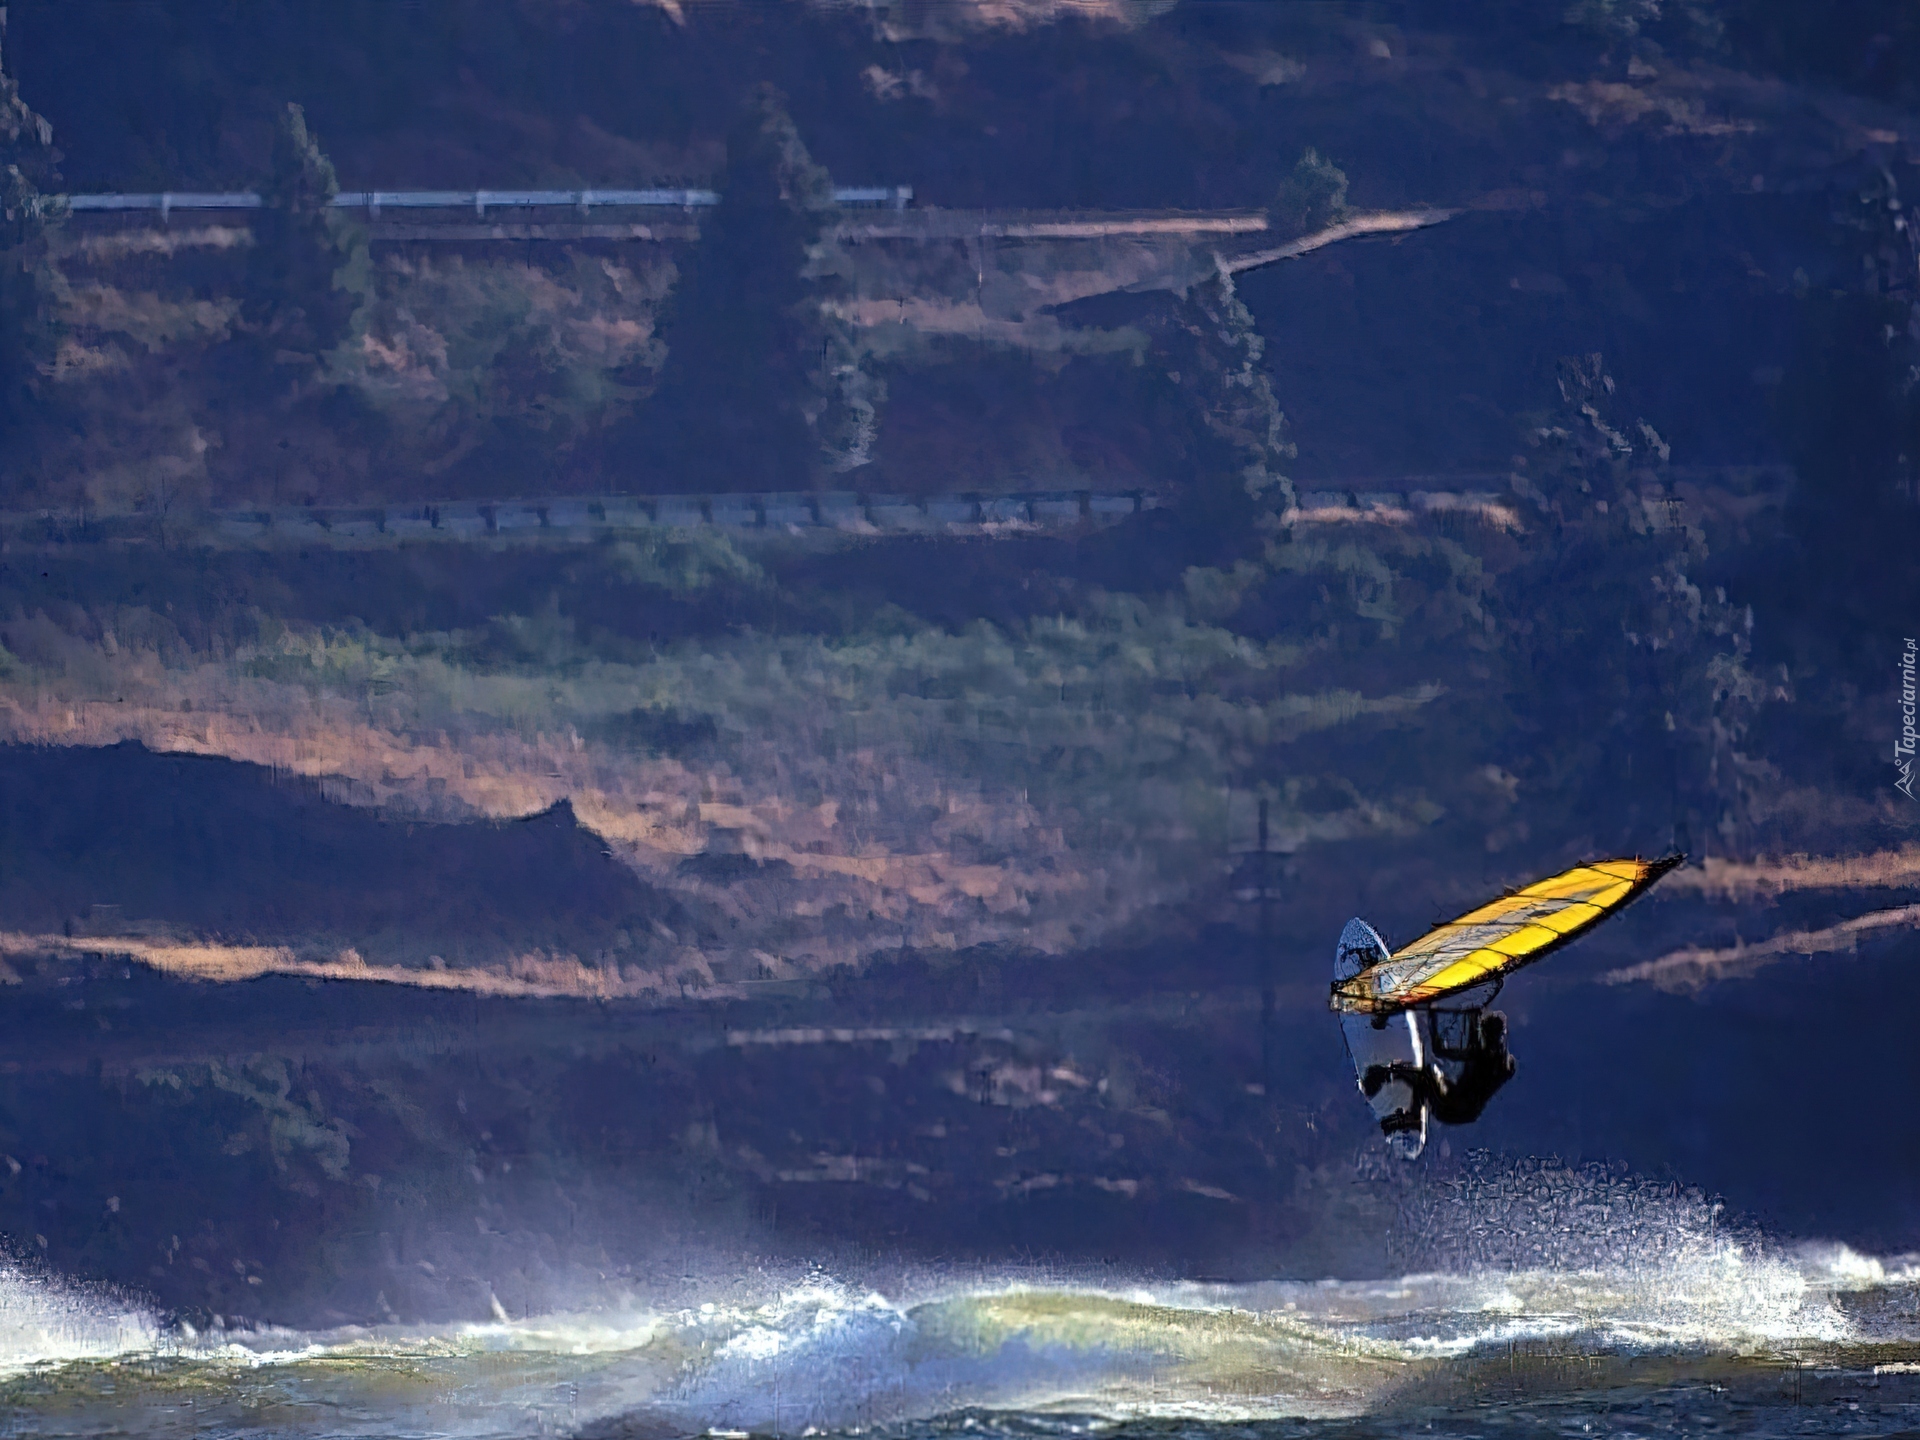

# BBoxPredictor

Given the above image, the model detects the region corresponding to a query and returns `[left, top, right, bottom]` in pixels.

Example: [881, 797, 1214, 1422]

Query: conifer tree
[0, 11, 61, 451]
[1504, 355, 1770, 855]
[1770, 159, 1920, 673]
[1152, 264, 1295, 548]
[1269, 148, 1348, 240]
[243, 103, 368, 372]
[640, 85, 843, 492]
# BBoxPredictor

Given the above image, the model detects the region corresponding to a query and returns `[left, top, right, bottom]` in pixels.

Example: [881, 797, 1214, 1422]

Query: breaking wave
[0, 1256, 159, 1378]
[0, 1163, 1915, 1437]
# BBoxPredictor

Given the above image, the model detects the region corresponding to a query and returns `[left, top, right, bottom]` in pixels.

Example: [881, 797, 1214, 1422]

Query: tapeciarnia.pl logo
[1899, 637, 1917, 800]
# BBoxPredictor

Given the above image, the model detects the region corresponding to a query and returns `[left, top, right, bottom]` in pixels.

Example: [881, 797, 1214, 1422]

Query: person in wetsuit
[1428, 1010, 1516, 1125]
[1360, 1009, 1516, 1135]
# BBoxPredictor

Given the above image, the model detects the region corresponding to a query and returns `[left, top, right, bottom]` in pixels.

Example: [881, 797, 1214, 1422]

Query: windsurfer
[1430, 1009, 1515, 1124]
[1333, 855, 1681, 1153]
[1361, 1009, 1515, 1134]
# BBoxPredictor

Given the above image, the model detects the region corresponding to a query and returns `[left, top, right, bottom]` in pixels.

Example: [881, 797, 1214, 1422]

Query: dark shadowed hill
[0, 742, 683, 957]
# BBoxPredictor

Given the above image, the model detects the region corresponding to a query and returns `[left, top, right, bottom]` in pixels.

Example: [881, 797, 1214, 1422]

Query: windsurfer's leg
[1380, 1104, 1424, 1137]
[1363, 1061, 1434, 1098]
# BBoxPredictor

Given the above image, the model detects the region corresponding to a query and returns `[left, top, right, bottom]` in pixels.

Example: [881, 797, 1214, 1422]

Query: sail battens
[1330, 854, 1683, 1014]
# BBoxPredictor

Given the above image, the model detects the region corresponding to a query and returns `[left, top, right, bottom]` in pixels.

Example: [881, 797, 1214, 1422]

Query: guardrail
[0, 489, 1157, 546]
[209, 489, 1154, 541]
[66, 185, 915, 217]
[4, 477, 1656, 548]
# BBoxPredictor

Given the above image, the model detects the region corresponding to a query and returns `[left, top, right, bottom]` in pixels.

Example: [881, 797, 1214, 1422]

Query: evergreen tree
[1769, 158, 1920, 675]
[242, 103, 368, 372]
[1503, 355, 1770, 855]
[0, 11, 61, 451]
[1152, 264, 1295, 549]
[640, 85, 842, 492]
[1269, 148, 1348, 240]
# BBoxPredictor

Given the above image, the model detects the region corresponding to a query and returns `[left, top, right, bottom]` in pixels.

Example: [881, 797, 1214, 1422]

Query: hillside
[0, 0, 1913, 1332]
[0, 0, 1903, 507]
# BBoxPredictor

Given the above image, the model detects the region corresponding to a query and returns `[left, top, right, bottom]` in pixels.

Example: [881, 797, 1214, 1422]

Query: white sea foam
[1795, 1242, 1920, 1291]
[0, 1258, 160, 1376]
[0, 1202, 1915, 1433]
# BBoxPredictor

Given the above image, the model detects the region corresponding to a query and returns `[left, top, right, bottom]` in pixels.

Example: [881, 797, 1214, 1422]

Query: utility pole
[1257, 797, 1276, 1095]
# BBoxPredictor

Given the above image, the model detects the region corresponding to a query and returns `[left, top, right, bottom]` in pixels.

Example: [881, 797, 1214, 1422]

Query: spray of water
[0, 1156, 1914, 1435]
[0, 1253, 160, 1377]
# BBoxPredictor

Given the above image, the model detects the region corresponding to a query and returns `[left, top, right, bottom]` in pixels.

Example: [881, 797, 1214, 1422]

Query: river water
[2, 1164, 1915, 1439]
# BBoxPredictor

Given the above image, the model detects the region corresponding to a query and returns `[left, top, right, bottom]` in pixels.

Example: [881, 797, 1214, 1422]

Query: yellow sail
[1329, 855, 1683, 1015]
